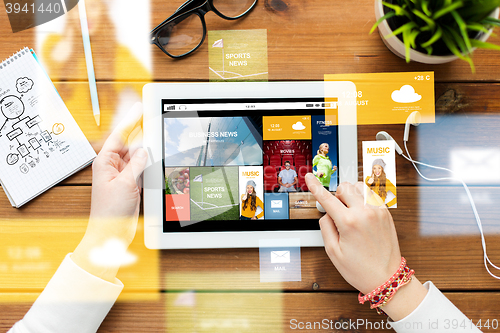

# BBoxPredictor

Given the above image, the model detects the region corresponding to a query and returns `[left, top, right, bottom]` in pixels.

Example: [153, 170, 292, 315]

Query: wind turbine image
[212, 38, 225, 78]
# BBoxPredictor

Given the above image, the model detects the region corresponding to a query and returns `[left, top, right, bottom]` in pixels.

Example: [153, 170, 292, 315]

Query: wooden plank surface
[2, 1, 500, 82]
[148, 0, 500, 82]
[2, 0, 500, 331]
[1, 292, 500, 332]
[2, 186, 500, 292]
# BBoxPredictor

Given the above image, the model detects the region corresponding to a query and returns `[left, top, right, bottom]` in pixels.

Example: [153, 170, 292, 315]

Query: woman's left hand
[72, 102, 147, 282]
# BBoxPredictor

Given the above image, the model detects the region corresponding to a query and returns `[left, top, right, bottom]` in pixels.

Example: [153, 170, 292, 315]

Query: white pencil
[78, 0, 100, 126]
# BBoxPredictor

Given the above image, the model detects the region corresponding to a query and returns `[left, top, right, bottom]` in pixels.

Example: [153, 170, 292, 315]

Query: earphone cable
[402, 141, 500, 280]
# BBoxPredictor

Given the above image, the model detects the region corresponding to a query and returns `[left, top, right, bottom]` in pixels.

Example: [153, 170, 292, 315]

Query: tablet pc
[143, 81, 357, 249]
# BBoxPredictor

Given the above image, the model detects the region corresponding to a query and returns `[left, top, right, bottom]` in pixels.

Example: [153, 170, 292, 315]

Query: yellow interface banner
[325, 72, 435, 125]
[263, 115, 311, 140]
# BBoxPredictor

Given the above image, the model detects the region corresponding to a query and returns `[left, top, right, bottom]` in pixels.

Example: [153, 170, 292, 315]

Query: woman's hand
[367, 176, 374, 185]
[251, 216, 257, 220]
[305, 174, 401, 295]
[305, 174, 428, 321]
[242, 193, 247, 201]
[72, 102, 148, 282]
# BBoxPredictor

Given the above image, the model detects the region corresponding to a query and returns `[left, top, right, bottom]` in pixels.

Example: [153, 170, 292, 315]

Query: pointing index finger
[305, 173, 347, 221]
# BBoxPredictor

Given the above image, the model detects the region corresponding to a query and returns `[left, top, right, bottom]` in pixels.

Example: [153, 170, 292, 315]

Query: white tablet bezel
[143, 81, 357, 249]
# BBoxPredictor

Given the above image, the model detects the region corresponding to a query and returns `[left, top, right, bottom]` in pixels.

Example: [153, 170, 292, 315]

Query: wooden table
[2, 0, 500, 332]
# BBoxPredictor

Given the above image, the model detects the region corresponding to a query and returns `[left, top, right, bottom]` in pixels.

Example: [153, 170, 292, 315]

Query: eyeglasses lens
[158, 14, 204, 57]
[212, 0, 257, 18]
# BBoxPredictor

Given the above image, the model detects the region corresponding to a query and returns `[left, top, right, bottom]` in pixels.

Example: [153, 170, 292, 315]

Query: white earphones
[404, 111, 421, 142]
[376, 131, 403, 155]
[376, 111, 500, 280]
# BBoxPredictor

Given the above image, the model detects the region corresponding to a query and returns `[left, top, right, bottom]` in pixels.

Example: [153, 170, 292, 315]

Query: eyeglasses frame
[150, 0, 258, 58]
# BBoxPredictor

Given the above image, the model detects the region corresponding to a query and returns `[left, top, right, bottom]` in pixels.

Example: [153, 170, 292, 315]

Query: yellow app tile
[0, 217, 159, 303]
[263, 116, 311, 140]
[166, 292, 283, 333]
[324, 97, 338, 126]
[325, 72, 435, 125]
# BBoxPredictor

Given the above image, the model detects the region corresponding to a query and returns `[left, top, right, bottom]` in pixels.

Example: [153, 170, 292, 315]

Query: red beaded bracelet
[358, 257, 415, 315]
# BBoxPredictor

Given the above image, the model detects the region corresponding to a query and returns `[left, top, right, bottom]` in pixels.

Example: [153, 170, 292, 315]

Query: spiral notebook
[0, 47, 96, 208]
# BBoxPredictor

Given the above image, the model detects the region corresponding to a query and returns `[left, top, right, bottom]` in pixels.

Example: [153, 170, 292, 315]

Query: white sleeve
[8, 253, 123, 333]
[388, 281, 481, 332]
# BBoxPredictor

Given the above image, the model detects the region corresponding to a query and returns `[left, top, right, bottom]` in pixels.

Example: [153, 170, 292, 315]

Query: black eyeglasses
[151, 0, 258, 58]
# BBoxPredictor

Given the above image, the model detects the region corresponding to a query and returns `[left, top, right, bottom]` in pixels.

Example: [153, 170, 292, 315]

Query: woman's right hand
[305, 174, 401, 295]
[304, 174, 428, 321]
[367, 177, 374, 185]
[242, 193, 247, 201]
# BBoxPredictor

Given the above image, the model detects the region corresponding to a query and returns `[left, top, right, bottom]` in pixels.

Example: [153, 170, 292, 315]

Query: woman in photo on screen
[313, 143, 337, 190]
[365, 158, 397, 208]
[240, 180, 264, 220]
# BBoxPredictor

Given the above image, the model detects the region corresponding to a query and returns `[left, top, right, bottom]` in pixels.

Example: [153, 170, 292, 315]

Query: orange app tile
[325, 97, 338, 126]
[166, 194, 191, 221]
[263, 115, 311, 140]
[0, 218, 159, 303]
[325, 72, 435, 125]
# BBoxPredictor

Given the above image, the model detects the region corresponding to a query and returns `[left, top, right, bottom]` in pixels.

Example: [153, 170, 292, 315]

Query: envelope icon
[271, 250, 290, 263]
[451, 149, 500, 184]
[271, 200, 282, 208]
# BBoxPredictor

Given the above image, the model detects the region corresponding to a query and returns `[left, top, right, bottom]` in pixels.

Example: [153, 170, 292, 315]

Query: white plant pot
[374, 0, 500, 64]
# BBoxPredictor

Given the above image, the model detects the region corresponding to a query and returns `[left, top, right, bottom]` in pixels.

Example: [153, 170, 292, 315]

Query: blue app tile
[264, 193, 289, 220]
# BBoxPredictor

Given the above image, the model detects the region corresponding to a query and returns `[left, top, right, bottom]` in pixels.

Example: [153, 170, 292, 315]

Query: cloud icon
[292, 121, 306, 131]
[391, 85, 422, 103]
[16, 77, 34, 94]
[89, 239, 137, 267]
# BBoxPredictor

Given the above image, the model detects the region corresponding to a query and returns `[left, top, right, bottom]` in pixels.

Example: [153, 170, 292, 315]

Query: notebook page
[0, 48, 96, 207]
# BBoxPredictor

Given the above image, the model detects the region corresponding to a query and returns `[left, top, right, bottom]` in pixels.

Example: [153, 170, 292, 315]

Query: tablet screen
[162, 97, 338, 232]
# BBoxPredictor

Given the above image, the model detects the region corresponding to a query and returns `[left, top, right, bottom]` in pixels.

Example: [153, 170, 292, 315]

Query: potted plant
[371, 0, 500, 71]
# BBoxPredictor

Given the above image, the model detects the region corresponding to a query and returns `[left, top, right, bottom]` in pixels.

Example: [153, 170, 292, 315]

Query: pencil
[78, 0, 100, 127]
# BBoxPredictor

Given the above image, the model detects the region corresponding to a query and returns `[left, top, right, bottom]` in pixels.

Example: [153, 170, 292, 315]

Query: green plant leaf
[467, 23, 491, 34]
[421, 26, 443, 47]
[370, 11, 396, 34]
[432, 1, 463, 20]
[471, 38, 500, 51]
[413, 9, 436, 29]
[424, 45, 433, 55]
[403, 28, 412, 62]
[446, 26, 469, 54]
[442, 29, 475, 72]
[442, 28, 467, 60]
[384, 21, 418, 39]
[406, 29, 420, 49]
[459, 0, 500, 22]
[421, 0, 432, 17]
[382, 1, 410, 16]
[451, 10, 472, 52]
[481, 17, 500, 27]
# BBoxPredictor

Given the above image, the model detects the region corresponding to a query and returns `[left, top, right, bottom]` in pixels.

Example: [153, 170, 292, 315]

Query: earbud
[404, 111, 421, 142]
[376, 131, 403, 155]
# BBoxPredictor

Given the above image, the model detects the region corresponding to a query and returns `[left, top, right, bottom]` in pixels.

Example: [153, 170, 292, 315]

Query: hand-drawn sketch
[6, 153, 18, 165]
[0, 75, 68, 174]
[19, 163, 29, 174]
